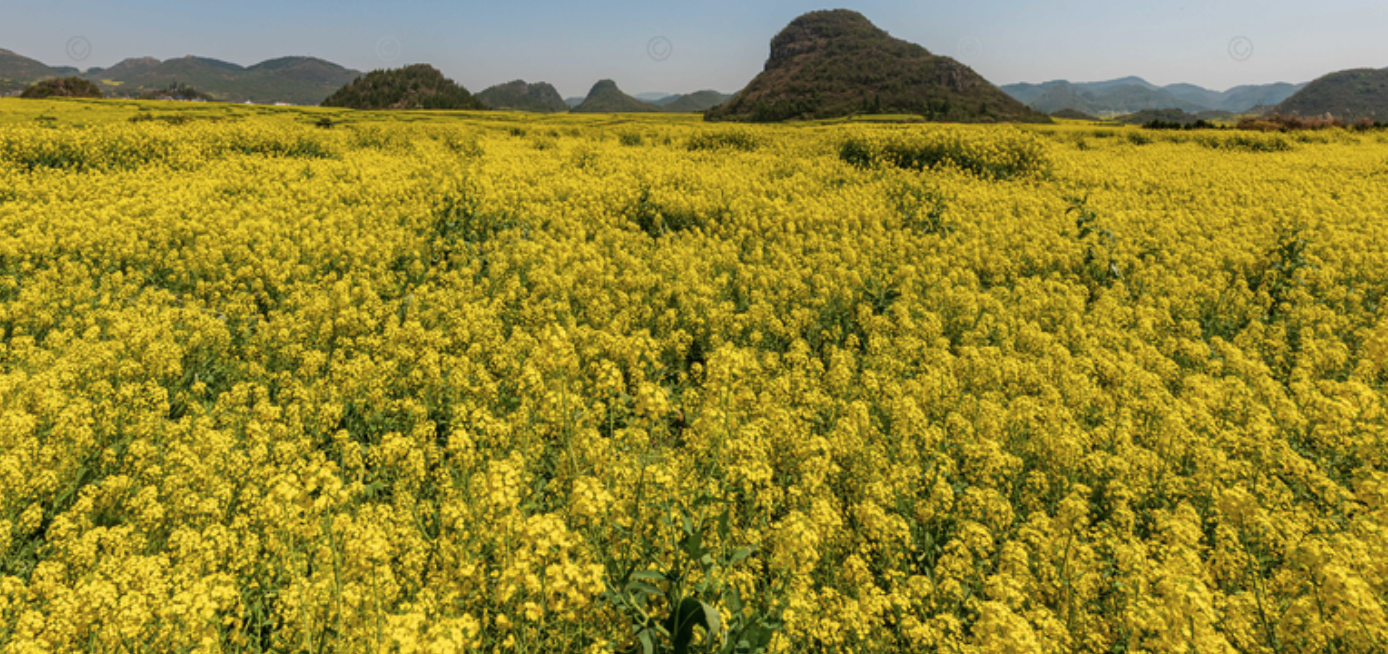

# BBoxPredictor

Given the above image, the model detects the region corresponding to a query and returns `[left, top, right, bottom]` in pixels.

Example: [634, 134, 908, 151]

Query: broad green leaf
[682, 531, 704, 561]
[626, 581, 663, 596]
[699, 600, 723, 637]
[724, 588, 743, 615]
[669, 597, 706, 654]
[729, 547, 754, 565]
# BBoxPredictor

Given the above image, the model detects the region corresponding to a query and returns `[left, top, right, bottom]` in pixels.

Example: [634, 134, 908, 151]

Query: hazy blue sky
[3, 0, 1386, 97]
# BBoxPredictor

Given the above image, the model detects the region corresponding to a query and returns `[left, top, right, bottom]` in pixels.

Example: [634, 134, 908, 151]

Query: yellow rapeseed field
[0, 98, 1385, 654]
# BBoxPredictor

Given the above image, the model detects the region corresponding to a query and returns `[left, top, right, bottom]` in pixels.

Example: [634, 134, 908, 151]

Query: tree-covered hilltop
[321, 64, 487, 110]
[570, 79, 663, 113]
[136, 82, 214, 101]
[705, 9, 1049, 123]
[476, 80, 568, 112]
[1274, 67, 1388, 121]
[20, 77, 103, 99]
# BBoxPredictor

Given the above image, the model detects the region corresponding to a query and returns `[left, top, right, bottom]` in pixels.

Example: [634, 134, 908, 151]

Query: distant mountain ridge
[0, 48, 360, 104]
[9, 43, 1372, 118]
[1001, 78, 1306, 115]
[661, 90, 734, 112]
[0, 51, 39, 94]
[1, 48, 61, 83]
[1272, 67, 1388, 121]
[545, 87, 732, 114]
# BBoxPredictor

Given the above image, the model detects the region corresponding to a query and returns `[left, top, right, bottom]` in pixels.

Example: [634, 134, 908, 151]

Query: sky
[3, 0, 1387, 98]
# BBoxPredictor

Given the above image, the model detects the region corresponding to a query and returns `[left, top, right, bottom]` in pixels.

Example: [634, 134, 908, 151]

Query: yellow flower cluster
[0, 98, 1385, 653]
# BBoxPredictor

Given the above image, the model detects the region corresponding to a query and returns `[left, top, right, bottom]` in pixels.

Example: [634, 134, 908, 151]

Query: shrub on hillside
[321, 64, 486, 111]
[137, 82, 214, 102]
[1143, 119, 1224, 131]
[1238, 114, 1344, 131]
[1235, 114, 1386, 132]
[20, 77, 103, 100]
[686, 129, 760, 152]
[840, 127, 1050, 180]
[1195, 132, 1293, 152]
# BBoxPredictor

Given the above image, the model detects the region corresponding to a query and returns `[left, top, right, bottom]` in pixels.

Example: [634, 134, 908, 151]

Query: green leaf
[724, 588, 743, 616]
[627, 581, 663, 596]
[693, 493, 729, 509]
[745, 624, 775, 649]
[631, 570, 667, 582]
[729, 547, 753, 565]
[669, 597, 707, 654]
[699, 600, 723, 639]
[638, 628, 655, 654]
[682, 530, 704, 562]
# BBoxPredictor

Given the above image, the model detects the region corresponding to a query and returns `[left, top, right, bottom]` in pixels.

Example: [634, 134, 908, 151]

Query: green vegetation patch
[840, 128, 1051, 180]
[322, 64, 487, 111]
[20, 77, 103, 100]
[686, 129, 761, 152]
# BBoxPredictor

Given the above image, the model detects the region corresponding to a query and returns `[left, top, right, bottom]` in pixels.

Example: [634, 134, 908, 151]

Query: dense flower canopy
[0, 100, 1385, 653]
